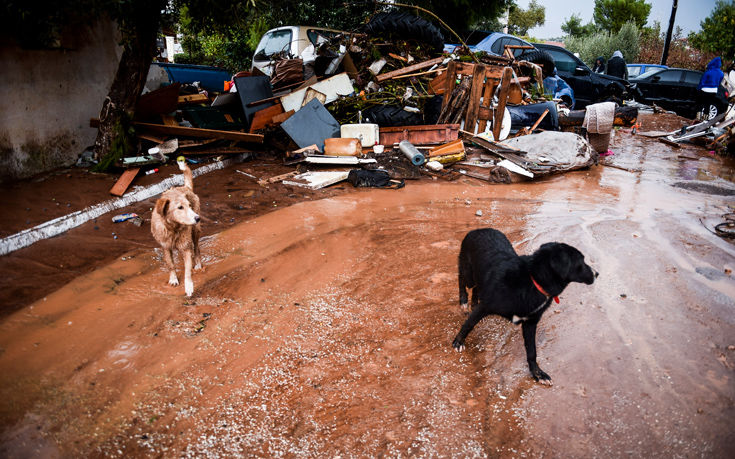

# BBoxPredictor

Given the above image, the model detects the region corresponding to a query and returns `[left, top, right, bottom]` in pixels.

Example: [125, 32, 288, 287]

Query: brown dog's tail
[177, 157, 194, 191]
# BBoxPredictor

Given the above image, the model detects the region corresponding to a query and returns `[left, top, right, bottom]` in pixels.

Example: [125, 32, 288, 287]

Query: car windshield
[636, 68, 665, 79]
[253, 29, 293, 60]
[628, 66, 642, 77]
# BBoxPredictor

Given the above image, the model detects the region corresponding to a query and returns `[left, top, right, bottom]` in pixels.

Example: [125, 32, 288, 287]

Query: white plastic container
[340, 123, 379, 147]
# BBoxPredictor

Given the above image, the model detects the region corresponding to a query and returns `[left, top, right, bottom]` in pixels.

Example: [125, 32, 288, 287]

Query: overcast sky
[516, 0, 718, 39]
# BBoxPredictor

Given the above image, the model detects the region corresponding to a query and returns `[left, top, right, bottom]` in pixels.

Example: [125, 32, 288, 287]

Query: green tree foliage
[561, 13, 597, 37]
[508, 0, 545, 36]
[688, 0, 735, 61]
[593, 0, 651, 33]
[566, 21, 640, 68]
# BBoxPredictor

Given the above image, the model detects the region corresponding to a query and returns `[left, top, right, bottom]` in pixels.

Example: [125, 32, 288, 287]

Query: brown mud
[1, 113, 734, 457]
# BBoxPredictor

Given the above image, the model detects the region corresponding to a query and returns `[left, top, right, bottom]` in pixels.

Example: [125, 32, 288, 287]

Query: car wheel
[699, 103, 719, 121]
[364, 11, 444, 53]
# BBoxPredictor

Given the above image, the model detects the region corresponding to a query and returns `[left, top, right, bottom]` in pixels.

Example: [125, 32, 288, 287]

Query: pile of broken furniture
[102, 17, 642, 194]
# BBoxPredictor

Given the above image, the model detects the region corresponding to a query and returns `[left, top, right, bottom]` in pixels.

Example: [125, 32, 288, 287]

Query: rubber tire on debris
[518, 50, 556, 78]
[363, 105, 424, 127]
[365, 11, 444, 53]
[423, 95, 444, 125]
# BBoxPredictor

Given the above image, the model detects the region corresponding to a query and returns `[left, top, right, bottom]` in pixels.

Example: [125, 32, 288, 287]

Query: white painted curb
[0, 155, 248, 256]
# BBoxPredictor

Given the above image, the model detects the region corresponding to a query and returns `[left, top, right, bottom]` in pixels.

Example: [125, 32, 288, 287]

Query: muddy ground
[1, 113, 734, 458]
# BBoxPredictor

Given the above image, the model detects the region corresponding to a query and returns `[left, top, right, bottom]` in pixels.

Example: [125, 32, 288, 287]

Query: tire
[365, 11, 444, 53]
[423, 95, 444, 124]
[518, 50, 556, 78]
[698, 103, 720, 121]
[363, 104, 423, 127]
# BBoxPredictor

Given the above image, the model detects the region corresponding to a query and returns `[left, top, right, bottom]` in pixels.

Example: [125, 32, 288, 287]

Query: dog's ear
[155, 198, 170, 216]
[549, 247, 572, 280]
[184, 191, 198, 208]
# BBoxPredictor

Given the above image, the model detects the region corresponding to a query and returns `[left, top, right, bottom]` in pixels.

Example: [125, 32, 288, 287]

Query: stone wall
[0, 20, 122, 182]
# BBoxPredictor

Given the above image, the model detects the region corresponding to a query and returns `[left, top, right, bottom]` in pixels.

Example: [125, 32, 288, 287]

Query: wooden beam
[109, 168, 140, 196]
[464, 64, 487, 134]
[161, 115, 179, 126]
[529, 109, 550, 132]
[376, 57, 444, 82]
[135, 122, 264, 143]
[478, 80, 497, 132]
[493, 67, 514, 141]
[178, 93, 209, 105]
[249, 103, 284, 132]
[441, 60, 459, 112]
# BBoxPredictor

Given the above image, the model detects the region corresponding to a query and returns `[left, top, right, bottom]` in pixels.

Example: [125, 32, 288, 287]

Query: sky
[515, 0, 718, 39]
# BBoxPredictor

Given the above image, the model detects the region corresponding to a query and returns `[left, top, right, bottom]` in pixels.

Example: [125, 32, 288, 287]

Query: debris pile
[105, 10, 646, 194]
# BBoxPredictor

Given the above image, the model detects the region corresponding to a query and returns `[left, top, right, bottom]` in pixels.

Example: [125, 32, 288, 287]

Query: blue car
[627, 63, 668, 78]
[445, 32, 534, 58]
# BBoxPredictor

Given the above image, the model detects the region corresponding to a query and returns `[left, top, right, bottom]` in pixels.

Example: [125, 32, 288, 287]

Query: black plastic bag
[347, 169, 405, 189]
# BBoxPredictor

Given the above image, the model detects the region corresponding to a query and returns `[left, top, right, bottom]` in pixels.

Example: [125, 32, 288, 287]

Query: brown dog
[151, 159, 202, 297]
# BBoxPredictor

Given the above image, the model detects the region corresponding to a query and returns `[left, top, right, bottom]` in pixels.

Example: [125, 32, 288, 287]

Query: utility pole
[661, 0, 678, 66]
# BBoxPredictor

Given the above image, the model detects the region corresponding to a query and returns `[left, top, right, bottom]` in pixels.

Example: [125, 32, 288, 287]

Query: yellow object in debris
[428, 151, 466, 164]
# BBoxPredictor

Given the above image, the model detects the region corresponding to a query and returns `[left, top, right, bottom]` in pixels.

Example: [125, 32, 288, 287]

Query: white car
[251, 26, 345, 76]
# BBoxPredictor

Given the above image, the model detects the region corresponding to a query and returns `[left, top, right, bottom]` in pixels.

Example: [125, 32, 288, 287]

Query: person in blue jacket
[697, 56, 724, 120]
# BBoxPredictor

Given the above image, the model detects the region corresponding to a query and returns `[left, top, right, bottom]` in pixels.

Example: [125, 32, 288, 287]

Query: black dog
[452, 228, 597, 384]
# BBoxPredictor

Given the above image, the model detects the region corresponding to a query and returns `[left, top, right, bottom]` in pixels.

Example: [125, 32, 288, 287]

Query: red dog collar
[531, 276, 559, 304]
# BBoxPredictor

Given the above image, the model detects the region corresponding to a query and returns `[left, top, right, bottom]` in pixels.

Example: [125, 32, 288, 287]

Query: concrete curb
[0, 154, 248, 256]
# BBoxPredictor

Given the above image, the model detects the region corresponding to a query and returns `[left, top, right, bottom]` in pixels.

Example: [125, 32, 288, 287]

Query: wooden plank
[529, 109, 550, 132]
[464, 64, 487, 135]
[135, 122, 264, 143]
[388, 52, 407, 62]
[493, 67, 514, 140]
[442, 60, 458, 112]
[109, 168, 140, 197]
[179, 147, 253, 156]
[380, 124, 460, 146]
[249, 103, 284, 133]
[177, 93, 209, 105]
[429, 71, 447, 95]
[429, 139, 465, 157]
[271, 109, 295, 125]
[161, 115, 179, 126]
[659, 137, 683, 149]
[257, 171, 300, 186]
[478, 80, 497, 132]
[390, 68, 442, 80]
[376, 57, 444, 82]
[137, 133, 167, 144]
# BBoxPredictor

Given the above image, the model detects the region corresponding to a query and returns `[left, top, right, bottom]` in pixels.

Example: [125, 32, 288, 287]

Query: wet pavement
[1, 116, 734, 457]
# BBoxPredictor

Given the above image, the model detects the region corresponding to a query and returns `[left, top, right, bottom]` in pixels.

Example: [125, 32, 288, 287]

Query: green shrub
[566, 21, 639, 67]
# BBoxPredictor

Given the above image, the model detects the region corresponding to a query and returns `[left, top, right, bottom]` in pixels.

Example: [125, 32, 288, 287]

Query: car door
[681, 70, 704, 114]
[641, 70, 683, 111]
[542, 47, 595, 106]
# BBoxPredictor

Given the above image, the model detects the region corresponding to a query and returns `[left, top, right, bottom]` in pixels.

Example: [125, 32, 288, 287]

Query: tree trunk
[94, 2, 165, 169]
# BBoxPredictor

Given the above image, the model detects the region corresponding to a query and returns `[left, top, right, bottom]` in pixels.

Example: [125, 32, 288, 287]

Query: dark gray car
[535, 44, 632, 108]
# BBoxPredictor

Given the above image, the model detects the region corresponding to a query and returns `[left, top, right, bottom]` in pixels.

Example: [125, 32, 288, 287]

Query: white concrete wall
[0, 20, 122, 182]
